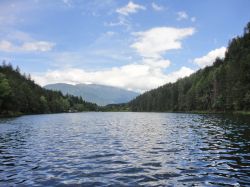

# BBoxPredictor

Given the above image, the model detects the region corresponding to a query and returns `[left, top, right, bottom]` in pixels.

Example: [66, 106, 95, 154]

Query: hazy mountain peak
[44, 83, 139, 106]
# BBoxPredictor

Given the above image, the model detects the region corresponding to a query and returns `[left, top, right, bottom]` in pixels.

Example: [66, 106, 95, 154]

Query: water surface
[0, 112, 250, 186]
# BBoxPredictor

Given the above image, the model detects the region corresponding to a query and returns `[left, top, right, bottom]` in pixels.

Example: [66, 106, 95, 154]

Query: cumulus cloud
[170, 66, 194, 80]
[116, 1, 145, 16]
[152, 2, 164, 11]
[33, 65, 194, 93]
[129, 26, 195, 90]
[131, 27, 195, 58]
[142, 58, 170, 68]
[0, 40, 55, 52]
[194, 47, 227, 68]
[34, 26, 195, 92]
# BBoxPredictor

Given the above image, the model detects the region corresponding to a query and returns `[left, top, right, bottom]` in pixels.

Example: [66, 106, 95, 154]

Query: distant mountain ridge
[44, 83, 139, 106]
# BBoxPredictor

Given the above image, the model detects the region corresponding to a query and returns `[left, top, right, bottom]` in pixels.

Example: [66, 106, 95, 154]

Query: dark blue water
[0, 112, 250, 186]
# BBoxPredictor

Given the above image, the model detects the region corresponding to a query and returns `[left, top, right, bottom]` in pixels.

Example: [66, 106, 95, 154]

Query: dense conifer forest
[0, 64, 98, 116]
[129, 22, 250, 112]
[1, 22, 250, 116]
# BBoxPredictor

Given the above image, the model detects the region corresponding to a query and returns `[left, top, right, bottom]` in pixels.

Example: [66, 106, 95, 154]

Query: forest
[1, 22, 250, 116]
[0, 63, 98, 117]
[129, 22, 250, 112]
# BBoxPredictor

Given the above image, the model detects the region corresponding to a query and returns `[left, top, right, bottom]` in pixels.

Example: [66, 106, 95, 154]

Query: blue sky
[0, 0, 249, 92]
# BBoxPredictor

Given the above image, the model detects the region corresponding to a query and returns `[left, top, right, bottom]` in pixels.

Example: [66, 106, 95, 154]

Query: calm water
[0, 112, 250, 186]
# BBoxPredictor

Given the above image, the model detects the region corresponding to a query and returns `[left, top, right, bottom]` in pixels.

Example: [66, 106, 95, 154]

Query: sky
[0, 0, 250, 92]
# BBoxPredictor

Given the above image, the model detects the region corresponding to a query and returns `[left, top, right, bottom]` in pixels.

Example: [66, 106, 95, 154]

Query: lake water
[0, 112, 250, 186]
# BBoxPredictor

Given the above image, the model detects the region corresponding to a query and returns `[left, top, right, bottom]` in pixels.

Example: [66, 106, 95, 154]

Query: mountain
[0, 64, 98, 117]
[129, 22, 250, 112]
[44, 83, 139, 106]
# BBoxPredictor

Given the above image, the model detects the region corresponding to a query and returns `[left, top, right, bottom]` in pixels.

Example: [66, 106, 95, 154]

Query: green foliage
[0, 73, 11, 98]
[103, 103, 130, 111]
[129, 22, 250, 112]
[39, 96, 49, 113]
[0, 65, 98, 116]
[0, 73, 11, 109]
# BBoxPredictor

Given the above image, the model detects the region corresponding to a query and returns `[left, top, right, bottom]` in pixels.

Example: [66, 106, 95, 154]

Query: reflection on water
[0, 112, 250, 186]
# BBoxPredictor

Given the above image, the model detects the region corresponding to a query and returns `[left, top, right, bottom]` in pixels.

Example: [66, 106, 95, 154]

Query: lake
[0, 112, 250, 186]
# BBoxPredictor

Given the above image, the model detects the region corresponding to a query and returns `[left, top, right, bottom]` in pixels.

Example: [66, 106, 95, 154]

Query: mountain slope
[129, 22, 250, 112]
[0, 65, 98, 116]
[44, 83, 139, 106]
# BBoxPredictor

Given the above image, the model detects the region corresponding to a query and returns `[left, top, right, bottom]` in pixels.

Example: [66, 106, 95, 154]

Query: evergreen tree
[128, 22, 250, 112]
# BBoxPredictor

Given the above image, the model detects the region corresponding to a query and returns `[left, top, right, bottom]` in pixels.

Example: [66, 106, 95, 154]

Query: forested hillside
[129, 22, 250, 112]
[0, 64, 98, 116]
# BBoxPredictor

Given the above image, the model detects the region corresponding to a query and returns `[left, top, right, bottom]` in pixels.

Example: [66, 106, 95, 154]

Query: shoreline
[1, 110, 250, 118]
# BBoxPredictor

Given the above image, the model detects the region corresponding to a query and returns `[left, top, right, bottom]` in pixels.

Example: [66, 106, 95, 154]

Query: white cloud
[33, 65, 194, 93]
[105, 16, 131, 30]
[131, 27, 195, 58]
[105, 31, 115, 37]
[152, 2, 164, 11]
[169, 66, 194, 80]
[0, 40, 55, 52]
[34, 26, 196, 92]
[116, 1, 145, 16]
[62, 0, 72, 7]
[0, 1, 34, 27]
[0, 40, 14, 52]
[177, 11, 188, 21]
[21, 41, 55, 52]
[177, 11, 196, 22]
[142, 57, 170, 68]
[194, 47, 227, 68]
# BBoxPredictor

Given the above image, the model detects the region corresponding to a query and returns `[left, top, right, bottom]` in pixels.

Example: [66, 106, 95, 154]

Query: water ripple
[0, 112, 250, 186]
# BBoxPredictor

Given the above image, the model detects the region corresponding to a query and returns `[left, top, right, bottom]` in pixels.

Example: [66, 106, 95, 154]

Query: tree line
[1, 22, 250, 115]
[129, 22, 250, 112]
[0, 63, 98, 116]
